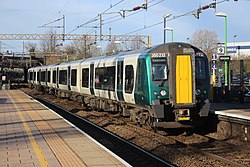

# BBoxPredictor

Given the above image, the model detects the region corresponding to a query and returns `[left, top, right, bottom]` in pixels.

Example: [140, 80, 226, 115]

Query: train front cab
[150, 43, 210, 128]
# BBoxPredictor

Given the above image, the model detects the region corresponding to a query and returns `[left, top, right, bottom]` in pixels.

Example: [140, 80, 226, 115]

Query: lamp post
[163, 13, 172, 43]
[233, 34, 237, 58]
[96, 45, 102, 56]
[216, 12, 228, 85]
[164, 27, 174, 42]
[216, 12, 228, 86]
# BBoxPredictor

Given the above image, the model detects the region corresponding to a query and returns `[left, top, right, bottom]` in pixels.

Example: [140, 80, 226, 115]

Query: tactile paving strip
[0, 90, 128, 167]
[7, 90, 87, 167]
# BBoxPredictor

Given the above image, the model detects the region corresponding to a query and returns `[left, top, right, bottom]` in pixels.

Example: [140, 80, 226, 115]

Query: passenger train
[28, 42, 211, 129]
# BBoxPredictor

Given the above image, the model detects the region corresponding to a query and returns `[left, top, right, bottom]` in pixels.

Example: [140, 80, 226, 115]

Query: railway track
[32, 95, 174, 167]
[23, 88, 250, 166]
[127, 123, 249, 167]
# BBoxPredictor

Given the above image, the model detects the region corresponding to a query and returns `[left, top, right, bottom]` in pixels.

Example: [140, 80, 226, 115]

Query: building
[227, 42, 250, 59]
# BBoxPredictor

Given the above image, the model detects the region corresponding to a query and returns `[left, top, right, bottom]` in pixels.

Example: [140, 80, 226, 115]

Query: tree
[128, 36, 145, 50]
[72, 38, 97, 59]
[189, 29, 219, 60]
[25, 42, 38, 57]
[105, 41, 118, 55]
[40, 29, 59, 53]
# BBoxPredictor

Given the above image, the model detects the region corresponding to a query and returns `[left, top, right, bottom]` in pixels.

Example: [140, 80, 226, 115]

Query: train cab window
[59, 70, 67, 85]
[53, 70, 56, 83]
[71, 69, 77, 86]
[195, 57, 206, 80]
[47, 71, 51, 83]
[82, 68, 89, 88]
[151, 57, 168, 81]
[125, 65, 134, 94]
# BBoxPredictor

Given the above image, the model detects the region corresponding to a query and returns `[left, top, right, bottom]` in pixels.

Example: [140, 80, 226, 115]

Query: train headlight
[154, 91, 158, 95]
[196, 89, 201, 95]
[160, 89, 167, 96]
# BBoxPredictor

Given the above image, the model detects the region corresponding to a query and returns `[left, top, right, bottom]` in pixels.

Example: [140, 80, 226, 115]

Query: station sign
[227, 47, 237, 54]
[212, 54, 217, 61]
[219, 56, 230, 61]
[217, 47, 225, 55]
[211, 64, 217, 69]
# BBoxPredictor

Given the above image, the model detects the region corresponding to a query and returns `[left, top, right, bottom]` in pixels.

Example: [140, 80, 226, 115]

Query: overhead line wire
[124, 0, 229, 35]
[67, 0, 126, 34]
[103, 0, 164, 24]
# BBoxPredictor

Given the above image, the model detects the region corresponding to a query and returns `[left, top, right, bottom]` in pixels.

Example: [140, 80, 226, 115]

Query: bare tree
[25, 42, 37, 55]
[128, 36, 145, 50]
[72, 39, 97, 59]
[64, 44, 76, 55]
[189, 29, 219, 60]
[40, 29, 59, 53]
[105, 41, 118, 55]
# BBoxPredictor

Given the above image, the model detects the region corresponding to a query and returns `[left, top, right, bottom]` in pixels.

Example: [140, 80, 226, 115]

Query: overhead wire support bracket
[193, 0, 217, 19]
[120, 1, 148, 19]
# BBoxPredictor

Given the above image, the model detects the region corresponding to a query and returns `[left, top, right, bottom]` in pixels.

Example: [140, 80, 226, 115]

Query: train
[28, 42, 211, 130]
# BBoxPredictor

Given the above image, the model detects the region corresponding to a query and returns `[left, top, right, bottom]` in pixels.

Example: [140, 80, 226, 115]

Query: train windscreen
[151, 53, 168, 81]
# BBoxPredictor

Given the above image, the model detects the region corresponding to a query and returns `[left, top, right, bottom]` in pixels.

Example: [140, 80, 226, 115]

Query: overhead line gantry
[0, 34, 152, 47]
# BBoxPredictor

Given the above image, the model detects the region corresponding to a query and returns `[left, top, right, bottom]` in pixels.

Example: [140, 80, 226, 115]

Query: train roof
[58, 59, 84, 65]
[28, 42, 206, 70]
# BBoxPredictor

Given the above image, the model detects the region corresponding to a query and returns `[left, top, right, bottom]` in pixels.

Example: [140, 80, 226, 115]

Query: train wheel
[185, 129, 194, 136]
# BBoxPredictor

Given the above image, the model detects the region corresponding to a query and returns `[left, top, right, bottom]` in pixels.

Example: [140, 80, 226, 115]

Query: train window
[151, 57, 168, 81]
[38, 71, 41, 82]
[41, 71, 45, 82]
[195, 57, 206, 80]
[82, 68, 89, 88]
[95, 68, 104, 89]
[47, 71, 51, 83]
[95, 66, 115, 91]
[29, 72, 33, 81]
[107, 67, 115, 91]
[34, 72, 36, 81]
[59, 70, 67, 85]
[125, 65, 134, 94]
[53, 70, 56, 83]
[152, 64, 168, 81]
[117, 61, 123, 85]
[71, 69, 77, 86]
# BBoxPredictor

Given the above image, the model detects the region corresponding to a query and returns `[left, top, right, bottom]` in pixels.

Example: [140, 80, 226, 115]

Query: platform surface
[211, 102, 250, 120]
[0, 90, 129, 167]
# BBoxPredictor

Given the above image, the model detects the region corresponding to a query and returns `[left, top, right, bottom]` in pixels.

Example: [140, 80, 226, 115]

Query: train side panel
[123, 53, 140, 105]
[93, 57, 116, 101]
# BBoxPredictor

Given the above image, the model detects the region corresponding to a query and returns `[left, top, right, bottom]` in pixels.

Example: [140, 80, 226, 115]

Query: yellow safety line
[7, 92, 49, 167]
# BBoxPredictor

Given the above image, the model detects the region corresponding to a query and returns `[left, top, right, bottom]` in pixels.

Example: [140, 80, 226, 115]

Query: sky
[0, 0, 250, 52]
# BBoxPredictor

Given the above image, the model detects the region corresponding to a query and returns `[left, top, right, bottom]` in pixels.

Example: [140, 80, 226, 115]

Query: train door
[175, 55, 193, 104]
[90, 63, 94, 95]
[116, 59, 124, 101]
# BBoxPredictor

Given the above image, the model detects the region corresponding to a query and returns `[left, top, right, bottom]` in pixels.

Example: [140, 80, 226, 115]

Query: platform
[211, 102, 250, 121]
[0, 90, 130, 167]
